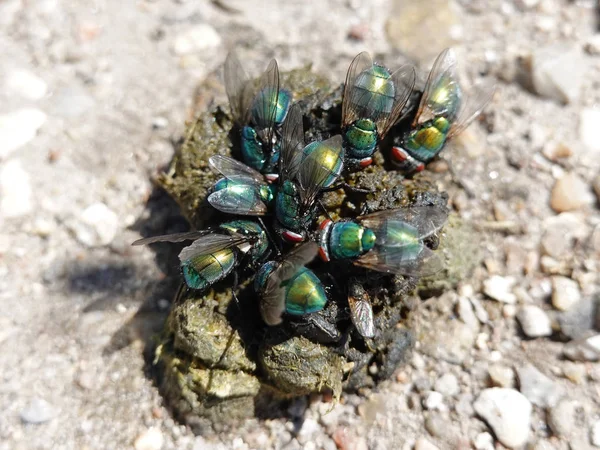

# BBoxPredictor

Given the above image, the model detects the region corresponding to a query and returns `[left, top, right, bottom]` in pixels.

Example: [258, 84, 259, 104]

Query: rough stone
[488, 365, 515, 388]
[473, 432, 494, 450]
[516, 363, 563, 408]
[531, 45, 586, 104]
[414, 437, 440, 450]
[0, 108, 47, 159]
[422, 391, 446, 412]
[558, 298, 596, 340]
[541, 213, 588, 259]
[0, 159, 33, 218]
[551, 276, 581, 311]
[516, 305, 552, 338]
[550, 173, 595, 213]
[591, 420, 600, 447]
[483, 276, 517, 304]
[457, 296, 479, 329]
[547, 399, 583, 438]
[563, 335, 600, 362]
[473, 388, 531, 449]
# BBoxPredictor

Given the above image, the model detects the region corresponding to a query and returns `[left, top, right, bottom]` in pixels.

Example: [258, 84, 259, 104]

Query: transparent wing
[447, 78, 495, 139]
[358, 206, 448, 240]
[224, 50, 252, 125]
[260, 242, 319, 325]
[209, 155, 265, 183]
[341, 51, 373, 128]
[355, 243, 443, 277]
[297, 135, 343, 207]
[208, 187, 268, 216]
[278, 103, 304, 181]
[249, 59, 280, 155]
[178, 234, 249, 263]
[132, 231, 209, 246]
[413, 48, 458, 125]
[377, 64, 416, 137]
[348, 283, 374, 338]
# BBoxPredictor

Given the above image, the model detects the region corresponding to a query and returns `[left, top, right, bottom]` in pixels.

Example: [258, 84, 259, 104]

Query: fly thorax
[330, 222, 368, 260]
[259, 185, 275, 204]
[433, 116, 451, 133]
[254, 261, 277, 293]
[275, 180, 300, 228]
[405, 125, 445, 154]
[361, 228, 376, 252]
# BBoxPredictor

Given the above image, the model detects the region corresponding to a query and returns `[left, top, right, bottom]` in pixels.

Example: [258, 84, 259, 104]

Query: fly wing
[377, 64, 416, 137]
[348, 283, 375, 338]
[209, 155, 265, 183]
[413, 48, 459, 126]
[251, 59, 280, 151]
[208, 187, 268, 216]
[224, 50, 252, 125]
[132, 231, 209, 246]
[355, 243, 444, 277]
[447, 78, 495, 139]
[341, 52, 374, 128]
[278, 103, 304, 181]
[358, 206, 448, 240]
[178, 233, 249, 263]
[297, 135, 343, 207]
[260, 242, 319, 325]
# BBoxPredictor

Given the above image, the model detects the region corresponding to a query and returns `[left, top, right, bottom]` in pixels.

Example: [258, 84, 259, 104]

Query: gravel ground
[1, 0, 599, 449]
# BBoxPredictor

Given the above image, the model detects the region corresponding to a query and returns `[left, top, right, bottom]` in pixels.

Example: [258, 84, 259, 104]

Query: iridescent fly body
[255, 242, 328, 326]
[318, 206, 447, 337]
[391, 48, 495, 174]
[342, 52, 416, 170]
[224, 51, 292, 176]
[132, 220, 269, 291]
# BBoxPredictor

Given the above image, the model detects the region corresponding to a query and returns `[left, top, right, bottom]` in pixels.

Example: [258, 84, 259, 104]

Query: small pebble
[547, 399, 583, 438]
[542, 142, 572, 162]
[563, 335, 600, 362]
[516, 363, 563, 408]
[473, 432, 494, 450]
[134, 428, 164, 450]
[434, 373, 459, 397]
[541, 213, 588, 259]
[71, 202, 119, 247]
[20, 397, 57, 424]
[172, 24, 222, 55]
[483, 275, 517, 303]
[531, 45, 585, 104]
[414, 437, 440, 450]
[473, 388, 531, 449]
[516, 305, 552, 338]
[0, 108, 47, 159]
[297, 418, 320, 444]
[580, 108, 600, 152]
[550, 173, 594, 212]
[562, 362, 586, 384]
[551, 276, 581, 311]
[558, 298, 596, 340]
[422, 391, 446, 411]
[488, 364, 515, 388]
[5, 69, 47, 100]
[1, 159, 32, 220]
[457, 296, 479, 329]
[591, 420, 600, 447]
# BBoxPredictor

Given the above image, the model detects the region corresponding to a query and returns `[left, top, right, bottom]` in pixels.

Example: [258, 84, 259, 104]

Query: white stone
[473, 432, 494, 450]
[20, 397, 57, 424]
[134, 427, 164, 450]
[516, 305, 552, 338]
[0, 159, 33, 218]
[591, 420, 600, 447]
[414, 437, 440, 450]
[172, 24, 222, 56]
[551, 276, 581, 311]
[580, 108, 600, 152]
[6, 70, 48, 100]
[483, 276, 517, 303]
[488, 364, 514, 388]
[516, 363, 563, 408]
[434, 373, 459, 397]
[531, 46, 586, 104]
[72, 203, 119, 247]
[0, 108, 47, 159]
[423, 391, 446, 411]
[474, 388, 532, 449]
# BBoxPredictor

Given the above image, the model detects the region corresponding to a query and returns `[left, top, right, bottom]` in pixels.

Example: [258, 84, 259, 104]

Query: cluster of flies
[134, 48, 494, 339]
